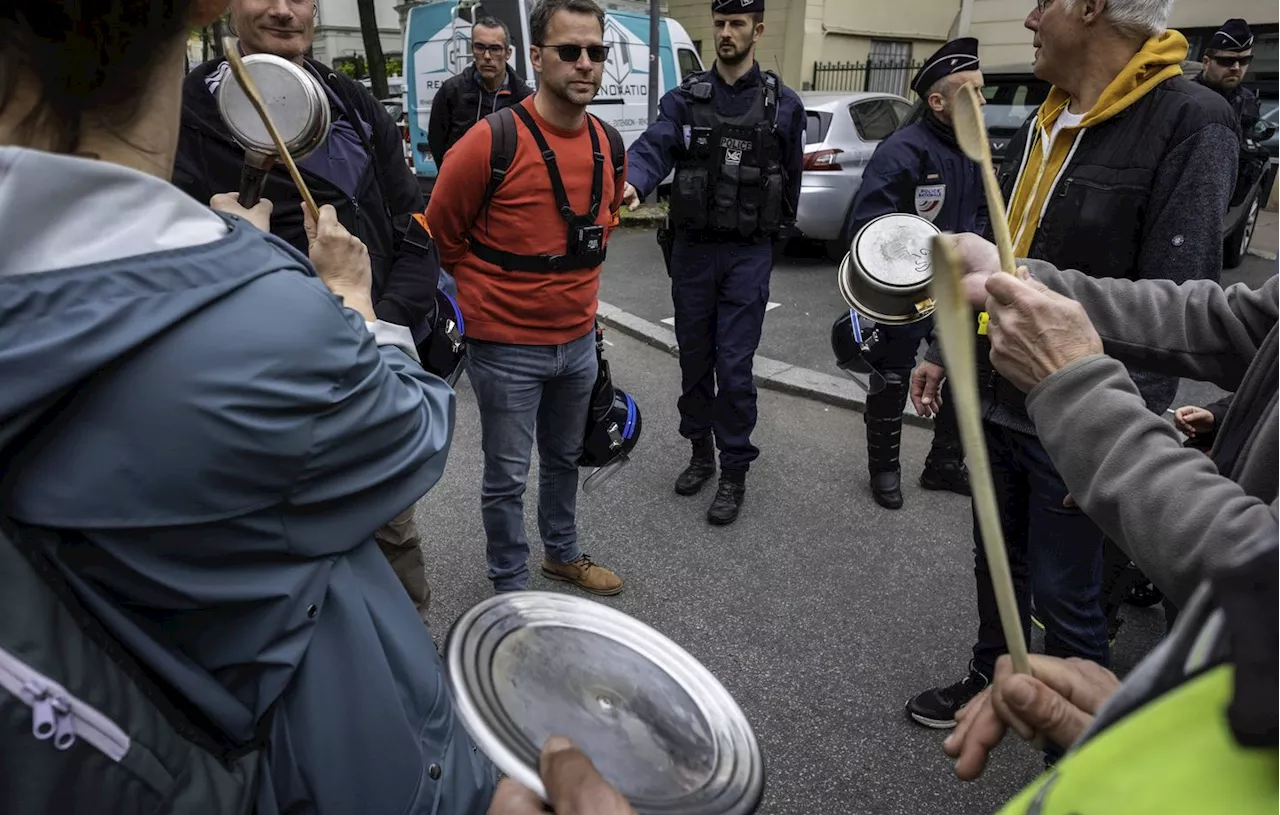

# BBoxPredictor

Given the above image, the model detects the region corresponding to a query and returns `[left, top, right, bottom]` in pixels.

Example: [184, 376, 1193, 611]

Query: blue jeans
[466, 332, 597, 591]
[971, 423, 1110, 677]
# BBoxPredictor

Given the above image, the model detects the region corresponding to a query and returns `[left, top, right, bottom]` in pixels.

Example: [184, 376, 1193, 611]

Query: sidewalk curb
[617, 213, 666, 229]
[596, 300, 934, 428]
[1247, 247, 1277, 261]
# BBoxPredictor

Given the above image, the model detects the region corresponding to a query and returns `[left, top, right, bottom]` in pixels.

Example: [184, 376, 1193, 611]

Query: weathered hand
[984, 272, 1103, 392]
[210, 192, 272, 232]
[910, 361, 946, 418]
[943, 654, 1120, 781]
[488, 736, 636, 815]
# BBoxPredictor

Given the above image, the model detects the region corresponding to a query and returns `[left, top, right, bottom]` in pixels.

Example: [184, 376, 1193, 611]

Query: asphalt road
[598, 228, 1277, 411]
[414, 329, 1167, 815]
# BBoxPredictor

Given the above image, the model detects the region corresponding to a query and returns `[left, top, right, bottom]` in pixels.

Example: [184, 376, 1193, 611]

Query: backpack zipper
[0, 644, 130, 762]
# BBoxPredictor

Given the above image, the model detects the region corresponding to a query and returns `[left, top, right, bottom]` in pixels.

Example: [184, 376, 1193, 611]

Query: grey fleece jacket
[1020, 264, 1277, 607]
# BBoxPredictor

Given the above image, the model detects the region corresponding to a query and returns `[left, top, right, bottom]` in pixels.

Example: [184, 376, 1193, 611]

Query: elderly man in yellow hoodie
[904, 0, 1239, 745]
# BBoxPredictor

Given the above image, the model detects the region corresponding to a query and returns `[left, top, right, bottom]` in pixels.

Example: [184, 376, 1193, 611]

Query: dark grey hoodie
[0, 148, 494, 813]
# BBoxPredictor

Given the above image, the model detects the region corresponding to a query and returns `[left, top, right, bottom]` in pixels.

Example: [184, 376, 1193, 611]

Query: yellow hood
[1008, 31, 1188, 255]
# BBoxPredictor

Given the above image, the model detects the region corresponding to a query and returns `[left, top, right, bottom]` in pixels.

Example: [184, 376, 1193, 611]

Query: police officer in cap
[1197, 19, 1260, 129]
[622, 0, 805, 525]
[845, 38, 986, 509]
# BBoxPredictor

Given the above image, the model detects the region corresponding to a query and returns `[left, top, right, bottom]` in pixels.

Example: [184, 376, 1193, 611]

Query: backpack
[480, 105, 627, 213]
[0, 506, 262, 813]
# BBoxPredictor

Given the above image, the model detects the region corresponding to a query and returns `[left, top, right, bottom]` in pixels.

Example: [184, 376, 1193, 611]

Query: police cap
[1208, 19, 1253, 53]
[910, 37, 980, 98]
[713, 0, 765, 13]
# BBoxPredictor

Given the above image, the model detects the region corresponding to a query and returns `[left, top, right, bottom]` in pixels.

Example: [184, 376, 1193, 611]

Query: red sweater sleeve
[425, 120, 493, 272]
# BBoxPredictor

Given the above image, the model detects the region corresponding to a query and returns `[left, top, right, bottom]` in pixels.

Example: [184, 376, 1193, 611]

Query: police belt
[470, 239, 607, 273]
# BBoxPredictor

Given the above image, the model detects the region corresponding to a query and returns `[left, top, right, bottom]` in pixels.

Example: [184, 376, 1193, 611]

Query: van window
[678, 48, 702, 80]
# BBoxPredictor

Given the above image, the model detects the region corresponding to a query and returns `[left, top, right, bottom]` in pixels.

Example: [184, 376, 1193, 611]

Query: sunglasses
[1210, 54, 1253, 69]
[538, 43, 611, 63]
[472, 43, 508, 56]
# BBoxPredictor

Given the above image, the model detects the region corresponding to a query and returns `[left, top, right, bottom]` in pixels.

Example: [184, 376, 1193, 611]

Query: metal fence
[810, 60, 923, 99]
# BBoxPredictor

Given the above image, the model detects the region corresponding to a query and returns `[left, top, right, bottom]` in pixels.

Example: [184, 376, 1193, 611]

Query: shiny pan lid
[216, 53, 331, 159]
[445, 591, 765, 814]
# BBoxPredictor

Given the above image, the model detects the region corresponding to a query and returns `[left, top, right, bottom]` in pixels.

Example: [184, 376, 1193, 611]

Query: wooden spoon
[952, 83, 1017, 276]
[221, 35, 320, 221]
[929, 233, 1032, 680]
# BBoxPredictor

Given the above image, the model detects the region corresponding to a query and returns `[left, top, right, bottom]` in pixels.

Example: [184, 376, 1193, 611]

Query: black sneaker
[905, 663, 990, 729]
[707, 472, 746, 526]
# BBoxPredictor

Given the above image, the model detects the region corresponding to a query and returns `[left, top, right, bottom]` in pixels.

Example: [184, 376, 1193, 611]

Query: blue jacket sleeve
[847, 139, 920, 235]
[284, 278, 456, 552]
[779, 92, 807, 229]
[625, 90, 686, 198]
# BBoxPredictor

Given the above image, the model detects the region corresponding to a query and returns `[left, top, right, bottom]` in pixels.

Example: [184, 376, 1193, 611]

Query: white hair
[1063, 0, 1172, 38]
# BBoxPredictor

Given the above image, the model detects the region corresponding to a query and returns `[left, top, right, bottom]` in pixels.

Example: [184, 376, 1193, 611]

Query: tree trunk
[357, 0, 389, 99]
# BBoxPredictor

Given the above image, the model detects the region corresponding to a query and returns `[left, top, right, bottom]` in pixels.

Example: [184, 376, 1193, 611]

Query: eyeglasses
[1210, 54, 1253, 69]
[537, 43, 611, 63]
[472, 43, 508, 57]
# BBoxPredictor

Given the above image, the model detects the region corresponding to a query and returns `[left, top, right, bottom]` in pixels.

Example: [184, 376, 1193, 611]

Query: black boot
[675, 436, 717, 496]
[920, 382, 970, 495]
[707, 469, 746, 525]
[865, 374, 908, 509]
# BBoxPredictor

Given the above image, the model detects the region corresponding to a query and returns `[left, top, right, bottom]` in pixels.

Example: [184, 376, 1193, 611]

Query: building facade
[667, 0, 961, 94]
[313, 0, 406, 69]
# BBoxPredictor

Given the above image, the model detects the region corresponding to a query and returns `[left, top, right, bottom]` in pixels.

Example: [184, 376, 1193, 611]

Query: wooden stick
[221, 36, 320, 221]
[952, 83, 1017, 276]
[929, 234, 1031, 679]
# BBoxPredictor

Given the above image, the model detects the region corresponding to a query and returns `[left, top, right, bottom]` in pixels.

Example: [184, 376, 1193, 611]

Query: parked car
[381, 98, 412, 169]
[795, 91, 914, 259]
[981, 63, 1277, 268]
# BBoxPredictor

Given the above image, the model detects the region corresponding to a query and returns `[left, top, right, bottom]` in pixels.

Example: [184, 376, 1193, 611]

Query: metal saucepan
[216, 53, 331, 208]
[837, 212, 940, 325]
[446, 592, 765, 814]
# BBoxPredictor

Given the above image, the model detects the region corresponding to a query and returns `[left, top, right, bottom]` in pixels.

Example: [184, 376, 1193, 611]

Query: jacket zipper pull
[26, 682, 56, 741]
[51, 696, 77, 750]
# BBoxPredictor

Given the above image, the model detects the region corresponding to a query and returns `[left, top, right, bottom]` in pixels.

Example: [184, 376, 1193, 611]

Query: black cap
[713, 0, 764, 13]
[911, 37, 980, 97]
[1208, 19, 1253, 52]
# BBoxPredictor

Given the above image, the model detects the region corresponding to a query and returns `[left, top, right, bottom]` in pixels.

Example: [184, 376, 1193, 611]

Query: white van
[403, 0, 703, 182]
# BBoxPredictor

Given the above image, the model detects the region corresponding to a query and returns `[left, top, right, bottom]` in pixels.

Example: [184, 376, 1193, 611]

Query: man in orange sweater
[426, 0, 624, 596]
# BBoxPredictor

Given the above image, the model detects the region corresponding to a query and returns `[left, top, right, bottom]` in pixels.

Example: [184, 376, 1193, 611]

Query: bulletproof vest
[669, 71, 785, 238]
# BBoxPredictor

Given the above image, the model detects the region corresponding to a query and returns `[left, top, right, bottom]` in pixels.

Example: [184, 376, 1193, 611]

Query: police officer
[845, 38, 986, 509]
[622, 0, 805, 526]
[1196, 19, 1260, 129]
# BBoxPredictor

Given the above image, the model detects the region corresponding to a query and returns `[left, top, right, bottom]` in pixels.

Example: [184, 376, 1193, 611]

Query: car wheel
[1224, 193, 1260, 269]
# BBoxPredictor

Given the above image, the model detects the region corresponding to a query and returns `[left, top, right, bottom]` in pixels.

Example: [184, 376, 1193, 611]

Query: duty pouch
[734, 165, 761, 236]
[759, 171, 783, 234]
[671, 167, 710, 230]
[709, 164, 741, 232]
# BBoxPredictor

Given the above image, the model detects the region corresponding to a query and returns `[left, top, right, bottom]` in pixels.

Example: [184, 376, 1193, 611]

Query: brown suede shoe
[541, 555, 623, 596]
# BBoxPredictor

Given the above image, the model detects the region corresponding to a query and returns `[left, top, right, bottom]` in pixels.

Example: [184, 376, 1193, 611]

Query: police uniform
[625, 0, 806, 526]
[1196, 19, 1261, 129]
[846, 38, 987, 509]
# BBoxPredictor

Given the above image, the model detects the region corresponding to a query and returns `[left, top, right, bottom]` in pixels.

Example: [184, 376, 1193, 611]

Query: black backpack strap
[509, 103, 604, 223]
[476, 105, 519, 222]
[591, 114, 627, 196]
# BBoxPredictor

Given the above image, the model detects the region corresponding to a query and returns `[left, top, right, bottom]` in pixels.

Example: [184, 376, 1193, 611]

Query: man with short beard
[426, 0, 626, 596]
[427, 16, 532, 170]
[623, 0, 805, 526]
[1196, 18, 1260, 130]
